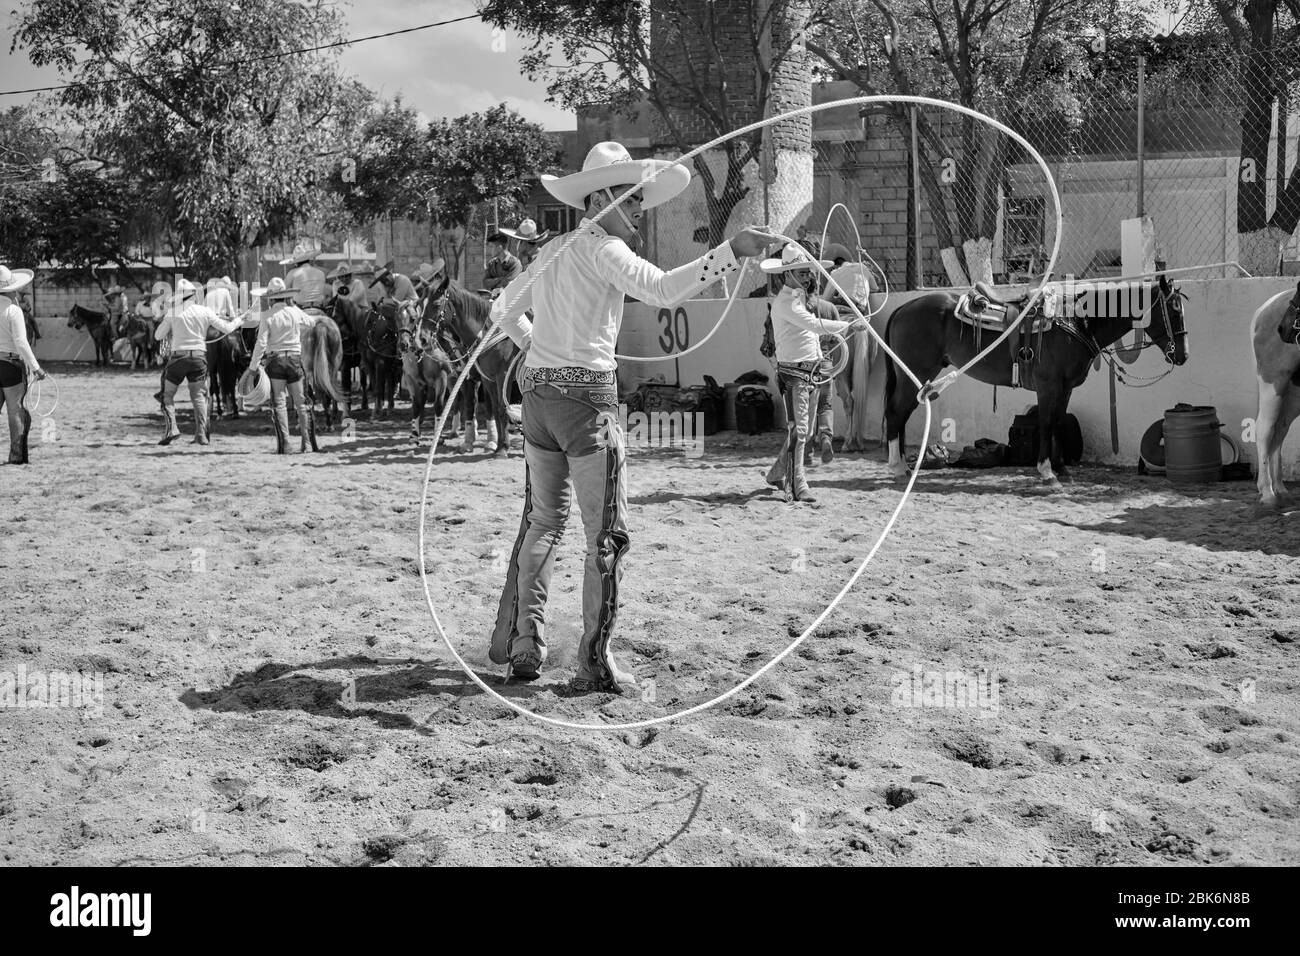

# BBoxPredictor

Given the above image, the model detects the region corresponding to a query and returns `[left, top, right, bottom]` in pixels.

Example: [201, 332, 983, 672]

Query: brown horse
[362, 302, 403, 419]
[1251, 281, 1300, 509]
[68, 305, 113, 366]
[206, 326, 249, 420]
[326, 294, 369, 410]
[883, 275, 1188, 485]
[396, 307, 454, 441]
[422, 276, 520, 457]
[301, 311, 348, 429]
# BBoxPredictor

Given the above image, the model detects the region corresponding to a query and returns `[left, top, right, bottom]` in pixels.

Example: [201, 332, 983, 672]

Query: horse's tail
[882, 314, 896, 440]
[850, 323, 872, 447]
[310, 324, 344, 405]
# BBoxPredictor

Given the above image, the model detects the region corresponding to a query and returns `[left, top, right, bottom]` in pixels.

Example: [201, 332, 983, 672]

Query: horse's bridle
[364, 304, 402, 360]
[422, 275, 479, 370]
[1099, 281, 1188, 386]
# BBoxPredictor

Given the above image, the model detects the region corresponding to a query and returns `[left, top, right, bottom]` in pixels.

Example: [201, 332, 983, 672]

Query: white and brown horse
[1251, 282, 1300, 509]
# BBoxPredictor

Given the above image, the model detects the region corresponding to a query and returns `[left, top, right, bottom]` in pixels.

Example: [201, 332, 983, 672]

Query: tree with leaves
[808, 0, 1160, 284]
[480, 0, 826, 249]
[0, 103, 159, 288]
[1195, 0, 1300, 274]
[329, 100, 558, 278]
[12, 0, 373, 281]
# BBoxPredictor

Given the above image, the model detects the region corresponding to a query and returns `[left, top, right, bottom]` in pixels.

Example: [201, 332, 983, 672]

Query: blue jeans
[491, 373, 629, 684]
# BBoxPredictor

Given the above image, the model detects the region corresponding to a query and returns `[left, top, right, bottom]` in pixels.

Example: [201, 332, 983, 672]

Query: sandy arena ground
[1, 363, 1297, 866]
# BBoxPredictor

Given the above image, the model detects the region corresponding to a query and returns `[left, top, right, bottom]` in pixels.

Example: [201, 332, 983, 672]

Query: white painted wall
[617, 276, 1300, 477]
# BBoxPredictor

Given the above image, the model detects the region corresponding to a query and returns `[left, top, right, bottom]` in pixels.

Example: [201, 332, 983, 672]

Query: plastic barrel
[1163, 405, 1222, 484]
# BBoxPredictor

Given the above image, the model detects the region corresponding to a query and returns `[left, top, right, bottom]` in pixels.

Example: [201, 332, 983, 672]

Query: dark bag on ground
[1007, 405, 1082, 467]
[735, 384, 773, 434]
[950, 438, 1008, 468]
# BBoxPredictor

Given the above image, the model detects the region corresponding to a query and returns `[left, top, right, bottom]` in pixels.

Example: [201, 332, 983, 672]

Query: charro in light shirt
[770, 285, 851, 365]
[154, 303, 243, 353]
[0, 294, 41, 371]
[249, 304, 318, 368]
[286, 264, 327, 307]
[491, 218, 739, 372]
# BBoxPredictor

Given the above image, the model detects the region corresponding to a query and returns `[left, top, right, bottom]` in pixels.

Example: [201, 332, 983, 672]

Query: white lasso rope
[417, 94, 1063, 731]
[26, 372, 60, 418]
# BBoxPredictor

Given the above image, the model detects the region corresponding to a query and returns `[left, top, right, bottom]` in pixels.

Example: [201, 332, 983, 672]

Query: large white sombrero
[251, 276, 294, 300]
[0, 265, 34, 293]
[760, 243, 834, 275]
[498, 218, 550, 244]
[174, 277, 201, 301]
[541, 141, 691, 211]
[279, 242, 321, 267]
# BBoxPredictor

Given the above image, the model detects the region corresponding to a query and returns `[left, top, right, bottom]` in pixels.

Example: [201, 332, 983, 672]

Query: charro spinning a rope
[418, 94, 1066, 731]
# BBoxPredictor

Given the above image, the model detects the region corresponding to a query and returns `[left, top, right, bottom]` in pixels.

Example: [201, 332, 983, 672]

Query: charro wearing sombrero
[499, 218, 550, 270]
[488, 140, 774, 693]
[483, 231, 522, 298]
[0, 264, 47, 465]
[328, 261, 371, 311]
[281, 243, 326, 309]
[154, 278, 245, 446]
[244, 277, 322, 454]
[761, 243, 868, 503]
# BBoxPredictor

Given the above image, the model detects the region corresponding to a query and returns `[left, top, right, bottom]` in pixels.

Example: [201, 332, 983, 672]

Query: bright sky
[0, 0, 576, 130]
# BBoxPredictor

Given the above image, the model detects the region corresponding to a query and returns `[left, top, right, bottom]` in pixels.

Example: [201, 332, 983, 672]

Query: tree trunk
[1235, 0, 1279, 272]
[1239, 225, 1287, 274]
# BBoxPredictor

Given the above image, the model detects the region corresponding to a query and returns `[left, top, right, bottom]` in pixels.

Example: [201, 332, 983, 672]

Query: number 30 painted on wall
[657, 307, 690, 354]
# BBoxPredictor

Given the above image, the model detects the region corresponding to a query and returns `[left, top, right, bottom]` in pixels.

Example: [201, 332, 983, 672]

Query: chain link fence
[808, 44, 1300, 291]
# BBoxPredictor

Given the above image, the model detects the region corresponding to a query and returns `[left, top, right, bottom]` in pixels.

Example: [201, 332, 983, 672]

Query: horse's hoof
[493, 447, 509, 459]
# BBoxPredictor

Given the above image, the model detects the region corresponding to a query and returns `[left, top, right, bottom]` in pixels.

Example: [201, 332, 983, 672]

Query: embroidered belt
[524, 366, 615, 386]
[0, 352, 22, 363]
[174, 350, 206, 358]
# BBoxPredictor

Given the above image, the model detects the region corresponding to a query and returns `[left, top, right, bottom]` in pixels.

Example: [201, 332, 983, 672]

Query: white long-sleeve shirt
[0, 296, 40, 371]
[286, 265, 327, 307]
[771, 286, 851, 364]
[155, 303, 243, 353]
[491, 218, 740, 372]
[249, 304, 318, 368]
[204, 286, 237, 320]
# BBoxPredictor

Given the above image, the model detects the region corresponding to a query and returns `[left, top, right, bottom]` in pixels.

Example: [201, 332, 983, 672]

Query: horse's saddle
[954, 282, 1053, 335]
[1277, 280, 1300, 345]
[954, 282, 1058, 391]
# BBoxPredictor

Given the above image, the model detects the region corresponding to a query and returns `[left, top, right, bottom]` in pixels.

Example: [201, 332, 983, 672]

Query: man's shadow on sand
[178, 654, 548, 733]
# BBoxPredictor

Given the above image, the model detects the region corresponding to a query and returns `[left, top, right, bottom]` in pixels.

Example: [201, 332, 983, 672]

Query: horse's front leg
[409, 378, 426, 442]
[459, 381, 478, 452]
[492, 383, 509, 457]
[1035, 386, 1064, 487]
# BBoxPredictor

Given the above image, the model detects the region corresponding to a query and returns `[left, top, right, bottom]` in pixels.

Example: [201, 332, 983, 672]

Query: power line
[0, 13, 483, 98]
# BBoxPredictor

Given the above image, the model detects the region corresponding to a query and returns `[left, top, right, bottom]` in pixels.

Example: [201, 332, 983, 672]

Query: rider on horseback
[482, 232, 521, 299]
[281, 244, 326, 310]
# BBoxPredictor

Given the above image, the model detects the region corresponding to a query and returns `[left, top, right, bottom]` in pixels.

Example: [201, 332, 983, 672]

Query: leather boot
[298, 404, 318, 453]
[159, 404, 182, 445]
[7, 407, 29, 464]
[272, 404, 292, 454]
[191, 392, 210, 445]
[792, 439, 817, 503]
